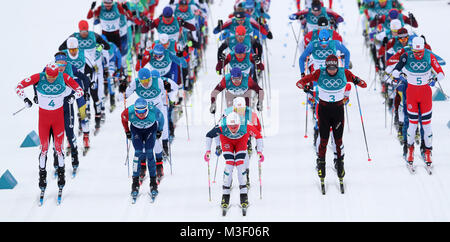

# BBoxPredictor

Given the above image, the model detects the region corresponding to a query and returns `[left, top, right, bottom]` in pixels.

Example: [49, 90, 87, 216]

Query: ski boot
[39, 168, 47, 190]
[402, 143, 408, 160]
[100, 110, 106, 124]
[423, 148, 433, 175]
[406, 145, 416, 173]
[139, 161, 147, 185]
[240, 193, 249, 216]
[71, 150, 79, 178]
[316, 158, 326, 178]
[334, 157, 345, 178]
[94, 115, 101, 135]
[131, 176, 140, 203]
[316, 158, 326, 194]
[109, 94, 116, 113]
[57, 166, 65, 188]
[83, 132, 90, 156]
[149, 177, 158, 202]
[397, 123, 404, 145]
[221, 194, 230, 216]
[156, 158, 164, 184]
[162, 140, 170, 159]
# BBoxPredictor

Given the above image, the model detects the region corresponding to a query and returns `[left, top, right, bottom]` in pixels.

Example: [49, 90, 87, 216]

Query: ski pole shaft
[12, 106, 27, 116]
[304, 96, 308, 138]
[207, 160, 212, 202]
[345, 104, 350, 132]
[258, 161, 262, 199]
[213, 154, 219, 183]
[355, 86, 371, 161]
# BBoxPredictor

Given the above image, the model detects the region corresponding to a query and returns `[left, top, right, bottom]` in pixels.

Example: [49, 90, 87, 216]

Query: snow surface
[1, 0, 450, 221]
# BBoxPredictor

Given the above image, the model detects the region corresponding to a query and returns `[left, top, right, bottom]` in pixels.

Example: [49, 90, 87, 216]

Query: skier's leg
[63, 100, 78, 168]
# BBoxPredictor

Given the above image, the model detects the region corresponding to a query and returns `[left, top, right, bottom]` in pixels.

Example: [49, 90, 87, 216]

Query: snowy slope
[1, 0, 450, 221]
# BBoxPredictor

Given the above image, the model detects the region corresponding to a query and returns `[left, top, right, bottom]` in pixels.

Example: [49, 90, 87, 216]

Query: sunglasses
[56, 63, 67, 67]
[135, 108, 148, 114]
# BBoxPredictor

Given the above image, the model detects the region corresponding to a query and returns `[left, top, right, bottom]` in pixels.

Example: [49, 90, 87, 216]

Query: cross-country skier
[204, 111, 264, 214]
[299, 29, 350, 76]
[121, 97, 164, 203]
[392, 37, 445, 170]
[296, 54, 367, 192]
[15, 63, 84, 201]
[210, 67, 264, 112]
[289, 0, 343, 32]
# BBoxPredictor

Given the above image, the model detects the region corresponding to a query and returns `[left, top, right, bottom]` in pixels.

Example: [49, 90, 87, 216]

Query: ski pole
[12, 106, 27, 116]
[258, 160, 262, 200]
[123, 93, 130, 177]
[304, 95, 308, 138]
[212, 154, 219, 183]
[355, 85, 372, 161]
[207, 160, 212, 202]
[165, 90, 173, 175]
[345, 103, 350, 132]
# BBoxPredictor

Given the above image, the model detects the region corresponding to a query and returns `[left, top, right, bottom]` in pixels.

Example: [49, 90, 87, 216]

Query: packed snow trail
[1, 0, 450, 221]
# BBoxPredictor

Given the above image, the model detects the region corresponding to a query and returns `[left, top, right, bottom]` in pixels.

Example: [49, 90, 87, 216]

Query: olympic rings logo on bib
[70, 60, 84, 69]
[232, 63, 250, 70]
[409, 62, 428, 71]
[79, 39, 94, 48]
[176, 12, 190, 19]
[322, 78, 343, 88]
[42, 84, 63, 93]
[315, 49, 334, 59]
[161, 26, 177, 33]
[138, 89, 159, 98]
[152, 60, 170, 68]
[103, 12, 118, 20]
[310, 16, 318, 23]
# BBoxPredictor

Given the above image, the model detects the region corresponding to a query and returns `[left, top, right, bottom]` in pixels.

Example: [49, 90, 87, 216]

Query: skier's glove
[289, 14, 299, 20]
[218, 53, 226, 62]
[343, 96, 349, 105]
[204, 150, 211, 162]
[267, 31, 273, 40]
[24, 98, 33, 108]
[210, 102, 216, 114]
[33, 95, 39, 104]
[303, 84, 312, 94]
[257, 100, 263, 112]
[91, 1, 96, 10]
[215, 145, 222, 156]
[301, 72, 305, 78]
[118, 81, 127, 94]
[126, 131, 132, 140]
[253, 54, 261, 64]
[90, 81, 97, 89]
[164, 80, 171, 92]
[258, 152, 264, 162]
[428, 77, 437, 87]
[217, 20, 223, 30]
[137, 53, 143, 61]
[156, 130, 162, 139]
[67, 94, 76, 104]
[122, 3, 129, 11]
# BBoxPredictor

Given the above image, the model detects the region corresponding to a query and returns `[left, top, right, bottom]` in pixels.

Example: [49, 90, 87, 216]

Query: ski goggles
[140, 77, 151, 86]
[56, 62, 67, 67]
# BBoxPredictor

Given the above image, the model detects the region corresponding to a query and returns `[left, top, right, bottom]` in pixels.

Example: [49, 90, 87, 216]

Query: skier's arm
[336, 41, 350, 69]
[15, 74, 40, 101]
[248, 125, 263, 153]
[217, 41, 229, 61]
[205, 126, 222, 151]
[155, 108, 164, 132]
[392, 53, 408, 78]
[63, 73, 84, 99]
[121, 108, 131, 133]
[124, 78, 137, 99]
[248, 76, 264, 105]
[403, 14, 418, 28]
[164, 78, 179, 102]
[169, 51, 188, 68]
[87, 6, 101, 19]
[298, 43, 314, 74]
[58, 34, 76, 51]
[94, 33, 111, 50]
[430, 53, 445, 81]
[296, 69, 321, 89]
[210, 78, 226, 104]
[252, 38, 263, 59]
[344, 69, 367, 88]
[216, 55, 231, 73]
